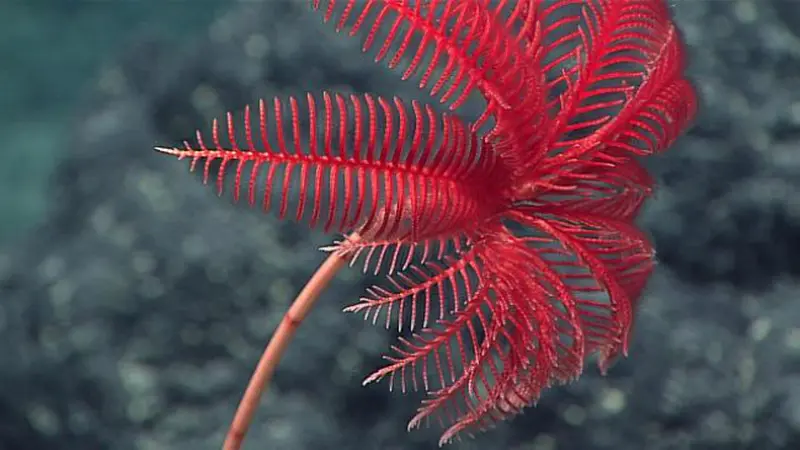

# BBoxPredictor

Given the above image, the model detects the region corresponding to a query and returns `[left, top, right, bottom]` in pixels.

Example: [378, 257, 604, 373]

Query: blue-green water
[0, 0, 226, 244]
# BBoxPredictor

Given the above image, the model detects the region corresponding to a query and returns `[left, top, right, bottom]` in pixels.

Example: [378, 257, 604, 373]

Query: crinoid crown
[157, 0, 697, 444]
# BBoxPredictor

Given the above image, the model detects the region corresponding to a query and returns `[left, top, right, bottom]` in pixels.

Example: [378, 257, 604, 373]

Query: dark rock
[647, 0, 800, 289]
[1, 1, 798, 450]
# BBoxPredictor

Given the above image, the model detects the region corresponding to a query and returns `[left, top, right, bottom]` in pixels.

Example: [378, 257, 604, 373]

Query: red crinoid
[156, 0, 696, 447]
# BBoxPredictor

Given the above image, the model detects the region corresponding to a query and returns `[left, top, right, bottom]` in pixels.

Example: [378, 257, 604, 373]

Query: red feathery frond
[157, 92, 510, 253]
[157, 0, 697, 445]
[314, 0, 544, 132]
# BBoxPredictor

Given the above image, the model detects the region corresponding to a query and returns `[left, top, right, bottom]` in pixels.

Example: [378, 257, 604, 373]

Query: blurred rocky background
[0, 0, 798, 449]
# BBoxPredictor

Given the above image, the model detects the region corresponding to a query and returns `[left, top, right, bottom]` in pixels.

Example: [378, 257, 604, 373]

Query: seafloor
[1, 1, 798, 449]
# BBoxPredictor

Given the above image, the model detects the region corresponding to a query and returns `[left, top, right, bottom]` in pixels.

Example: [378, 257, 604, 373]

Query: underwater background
[1, 1, 799, 449]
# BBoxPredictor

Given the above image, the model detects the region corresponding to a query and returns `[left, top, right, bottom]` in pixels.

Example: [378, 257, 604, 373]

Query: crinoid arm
[157, 92, 511, 265]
